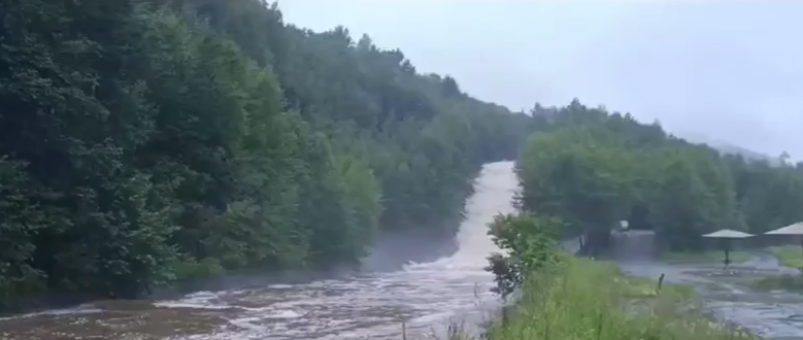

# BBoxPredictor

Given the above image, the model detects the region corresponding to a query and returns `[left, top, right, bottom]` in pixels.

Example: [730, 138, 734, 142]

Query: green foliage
[516, 100, 803, 254]
[483, 184, 752, 340]
[485, 213, 562, 297]
[482, 257, 756, 340]
[0, 0, 534, 309]
[518, 127, 637, 254]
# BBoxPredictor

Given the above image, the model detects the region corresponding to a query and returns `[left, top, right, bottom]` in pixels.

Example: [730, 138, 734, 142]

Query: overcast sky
[279, 1, 801, 159]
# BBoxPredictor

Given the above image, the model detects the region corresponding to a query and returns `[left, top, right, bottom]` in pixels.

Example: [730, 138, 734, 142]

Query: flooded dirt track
[0, 161, 519, 340]
[619, 245, 803, 340]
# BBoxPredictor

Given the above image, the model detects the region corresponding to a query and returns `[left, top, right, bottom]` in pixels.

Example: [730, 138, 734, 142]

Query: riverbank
[457, 257, 757, 340]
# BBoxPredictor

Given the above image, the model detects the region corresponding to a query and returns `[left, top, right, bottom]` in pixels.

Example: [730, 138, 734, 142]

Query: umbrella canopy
[701, 229, 754, 269]
[702, 229, 754, 239]
[765, 222, 803, 235]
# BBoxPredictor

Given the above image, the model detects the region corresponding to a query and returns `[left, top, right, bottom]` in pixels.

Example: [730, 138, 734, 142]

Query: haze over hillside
[686, 135, 782, 164]
[707, 142, 780, 164]
[280, 0, 803, 161]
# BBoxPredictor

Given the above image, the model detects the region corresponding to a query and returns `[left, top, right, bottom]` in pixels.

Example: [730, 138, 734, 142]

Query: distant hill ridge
[706, 142, 783, 165]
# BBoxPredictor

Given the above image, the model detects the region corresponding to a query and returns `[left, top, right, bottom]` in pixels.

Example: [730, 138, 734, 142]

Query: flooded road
[0, 161, 518, 340]
[616, 231, 803, 340]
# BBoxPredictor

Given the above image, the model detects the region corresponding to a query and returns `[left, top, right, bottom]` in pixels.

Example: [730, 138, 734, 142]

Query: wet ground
[3, 161, 803, 340]
[620, 253, 803, 340]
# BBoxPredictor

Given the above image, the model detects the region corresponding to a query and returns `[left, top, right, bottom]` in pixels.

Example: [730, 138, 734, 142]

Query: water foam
[149, 161, 520, 340]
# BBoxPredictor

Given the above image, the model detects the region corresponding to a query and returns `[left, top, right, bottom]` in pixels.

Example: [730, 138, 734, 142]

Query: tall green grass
[444, 257, 759, 340]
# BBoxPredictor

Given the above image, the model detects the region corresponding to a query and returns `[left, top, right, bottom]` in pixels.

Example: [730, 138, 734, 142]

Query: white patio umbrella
[702, 229, 754, 268]
[764, 222, 803, 272]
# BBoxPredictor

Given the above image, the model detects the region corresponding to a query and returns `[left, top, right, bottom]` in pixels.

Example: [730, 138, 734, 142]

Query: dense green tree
[517, 100, 803, 255]
[518, 128, 636, 255]
[485, 213, 562, 297]
[0, 0, 535, 310]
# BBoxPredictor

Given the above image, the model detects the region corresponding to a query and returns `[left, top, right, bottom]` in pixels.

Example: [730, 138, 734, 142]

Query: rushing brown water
[6, 161, 803, 340]
[0, 162, 519, 340]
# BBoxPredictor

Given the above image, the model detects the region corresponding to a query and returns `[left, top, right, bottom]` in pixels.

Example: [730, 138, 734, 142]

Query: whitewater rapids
[153, 161, 519, 339]
[0, 161, 521, 340]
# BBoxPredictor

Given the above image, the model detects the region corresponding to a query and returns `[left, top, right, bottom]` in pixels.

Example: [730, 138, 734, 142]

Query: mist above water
[153, 161, 520, 339]
[0, 161, 521, 340]
[360, 228, 460, 273]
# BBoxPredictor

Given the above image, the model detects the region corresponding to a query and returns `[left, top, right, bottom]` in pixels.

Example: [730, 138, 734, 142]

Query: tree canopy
[0, 0, 535, 310]
[488, 100, 803, 298]
[516, 100, 803, 256]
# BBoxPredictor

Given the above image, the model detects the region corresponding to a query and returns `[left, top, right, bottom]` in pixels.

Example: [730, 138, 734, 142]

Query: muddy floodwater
[0, 162, 518, 340]
[3, 161, 803, 340]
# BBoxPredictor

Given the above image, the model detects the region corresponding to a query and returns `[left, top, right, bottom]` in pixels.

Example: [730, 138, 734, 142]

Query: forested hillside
[516, 100, 803, 256]
[0, 0, 535, 310]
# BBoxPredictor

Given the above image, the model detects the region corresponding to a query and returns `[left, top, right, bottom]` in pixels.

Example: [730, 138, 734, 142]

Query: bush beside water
[442, 212, 760, 340]
[474, 256, 755, 340]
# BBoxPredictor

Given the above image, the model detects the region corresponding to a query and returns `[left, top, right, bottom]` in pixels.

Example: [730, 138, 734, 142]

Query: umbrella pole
[724, 240, 731, 269]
